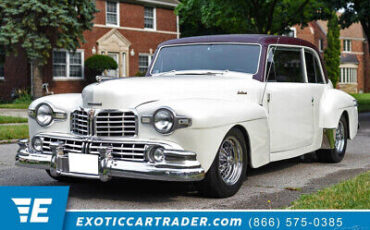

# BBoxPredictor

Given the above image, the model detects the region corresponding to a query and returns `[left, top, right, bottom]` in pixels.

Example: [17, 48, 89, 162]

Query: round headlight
[36, 104, 53, 126]
[153, 108, 174, 134]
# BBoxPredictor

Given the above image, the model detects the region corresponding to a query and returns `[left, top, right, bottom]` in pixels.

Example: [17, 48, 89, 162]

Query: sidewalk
[0, 109, 28, 118]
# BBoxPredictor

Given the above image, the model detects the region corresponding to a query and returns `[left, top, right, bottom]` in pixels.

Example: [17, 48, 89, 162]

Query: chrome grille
[42, 137, 84, 154]
[71, 110, 89, 135]
[89, 142, 146, 162]
[95, 111, 137, 137]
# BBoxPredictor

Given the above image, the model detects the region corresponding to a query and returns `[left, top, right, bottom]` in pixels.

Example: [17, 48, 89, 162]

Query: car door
[264, 46, 314, 153]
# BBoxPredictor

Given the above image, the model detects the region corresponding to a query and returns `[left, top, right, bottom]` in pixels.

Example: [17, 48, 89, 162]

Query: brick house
[0, 0, 180, 100]
[290, 20, 369, 93]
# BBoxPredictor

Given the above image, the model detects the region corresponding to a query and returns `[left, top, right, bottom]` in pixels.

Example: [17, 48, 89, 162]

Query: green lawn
[0, 125, 29, 141]
[0, 116, 28, 124]
[290, 171, 370, 209]
[0, 103, 30, 109]
[351, 93, 370, 112]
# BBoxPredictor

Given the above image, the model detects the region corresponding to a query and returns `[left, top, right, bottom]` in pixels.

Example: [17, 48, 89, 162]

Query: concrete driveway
[0, 113, 369, 210]
[0, 109, 28, 118]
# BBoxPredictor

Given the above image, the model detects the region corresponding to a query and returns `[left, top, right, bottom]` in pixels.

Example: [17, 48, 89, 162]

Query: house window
[144, 7, 156, 29]
[106, 1, 119, 26]
[53, 50, 84, 79]
[283, 27, 296, 38]
[340, 67, 357, 83]
[318, 39, 324, 52]
[139, 54, 152, 73]
[343, 39, 351, 52]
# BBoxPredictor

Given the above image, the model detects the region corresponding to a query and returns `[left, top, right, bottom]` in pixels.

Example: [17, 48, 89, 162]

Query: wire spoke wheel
[335, 120, 345, 153]
[218, 136, 243, 186]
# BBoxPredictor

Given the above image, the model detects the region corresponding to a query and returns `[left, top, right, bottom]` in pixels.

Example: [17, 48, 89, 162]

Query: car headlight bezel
[153, 108, 175, 134]
[29, 103, 67, 127]
[36, 103, 54, 127]
[141, 107, 192, 135]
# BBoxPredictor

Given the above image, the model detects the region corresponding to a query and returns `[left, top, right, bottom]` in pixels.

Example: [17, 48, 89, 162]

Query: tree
[0, 0, 98, 98]
[328, 0, 369, 52]
[176, 0, 331, 37]
[324, 12, 341, 88]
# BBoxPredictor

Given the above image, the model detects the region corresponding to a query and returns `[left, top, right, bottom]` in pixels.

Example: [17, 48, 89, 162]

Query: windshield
[151, 44, 261, 75]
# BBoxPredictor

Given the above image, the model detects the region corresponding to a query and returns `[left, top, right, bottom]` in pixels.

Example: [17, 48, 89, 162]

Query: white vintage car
[16, 35, 358, 197]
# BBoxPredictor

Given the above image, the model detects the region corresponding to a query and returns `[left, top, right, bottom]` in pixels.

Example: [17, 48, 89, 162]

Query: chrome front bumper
[15, 135, 205, 182]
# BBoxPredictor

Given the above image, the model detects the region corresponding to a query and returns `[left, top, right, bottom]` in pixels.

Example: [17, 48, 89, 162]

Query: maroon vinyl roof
[153, 34, 327, 81]
[160, 34, 318, 51]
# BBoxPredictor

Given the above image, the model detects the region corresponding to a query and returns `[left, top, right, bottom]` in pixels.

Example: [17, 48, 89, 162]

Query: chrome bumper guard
[15, 136, 205, 182]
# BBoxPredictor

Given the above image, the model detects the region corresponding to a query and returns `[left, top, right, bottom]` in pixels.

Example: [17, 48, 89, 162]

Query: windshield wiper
[175, 70, 229, 75]
[154, 70, 177, 77]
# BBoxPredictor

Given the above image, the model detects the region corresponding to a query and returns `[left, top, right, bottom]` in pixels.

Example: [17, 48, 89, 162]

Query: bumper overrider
[15, 133, 205, 182]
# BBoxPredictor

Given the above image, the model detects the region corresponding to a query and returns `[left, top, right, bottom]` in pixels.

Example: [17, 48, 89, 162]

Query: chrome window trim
[303, 47, 326, 84]
[149, 42, 263, 76]
[264, 44, 327, 84]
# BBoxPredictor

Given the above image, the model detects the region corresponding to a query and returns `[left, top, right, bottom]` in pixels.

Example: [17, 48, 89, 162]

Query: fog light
[153, 148, 165, 162]
[32, 137, 43, 152]
[147, 147, 165, 163]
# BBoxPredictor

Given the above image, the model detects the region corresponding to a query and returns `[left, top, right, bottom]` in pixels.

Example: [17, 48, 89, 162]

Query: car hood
[82, 74, 262, 109]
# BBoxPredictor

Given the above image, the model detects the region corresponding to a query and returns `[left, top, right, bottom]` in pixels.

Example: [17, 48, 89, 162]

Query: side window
[305, 50, 324, 84]
[266, 47, 304, 83]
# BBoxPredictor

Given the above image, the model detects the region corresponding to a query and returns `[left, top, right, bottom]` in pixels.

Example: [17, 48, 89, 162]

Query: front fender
[28, 94, 83, 137]
[319, 89, 358, 139]
[136, 98, 270, 171]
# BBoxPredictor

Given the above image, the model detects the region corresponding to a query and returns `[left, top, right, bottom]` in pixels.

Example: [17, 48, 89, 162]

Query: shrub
[85, 55, 118, 82]
[85, 55, 118, 73]
[135, 71, 146, 77]
[12, 89, 32, 104]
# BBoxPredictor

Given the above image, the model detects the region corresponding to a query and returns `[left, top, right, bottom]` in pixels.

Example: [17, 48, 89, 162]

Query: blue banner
[0, 186, 69, 230]
[0, 186, 369, 230]
[64, 211, 370, 230]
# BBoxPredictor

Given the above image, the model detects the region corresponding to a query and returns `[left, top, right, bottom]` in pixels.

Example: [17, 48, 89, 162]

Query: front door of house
[107, 52, 119, 77]
[121, 53, 126, 77]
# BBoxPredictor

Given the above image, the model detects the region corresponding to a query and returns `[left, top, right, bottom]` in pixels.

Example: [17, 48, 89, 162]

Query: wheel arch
[232, 125, 251, 167]
[342, 110, 350, 139]
[319, 88, 358, 140]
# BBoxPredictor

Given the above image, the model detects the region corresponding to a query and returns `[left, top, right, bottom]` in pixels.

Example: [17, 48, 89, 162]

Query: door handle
[312, 97, 314, 105]
[267, 93, 271, 103]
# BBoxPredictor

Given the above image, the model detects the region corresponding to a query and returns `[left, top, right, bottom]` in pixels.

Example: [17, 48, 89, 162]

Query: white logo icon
[12, 198, 52, 223]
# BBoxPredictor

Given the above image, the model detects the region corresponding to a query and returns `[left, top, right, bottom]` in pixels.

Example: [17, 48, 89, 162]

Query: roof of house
[127, 0, 180, 8]
[160, 34, 319, 51]
[340, 54, 359, 64]
[316, 19, 366, 39]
